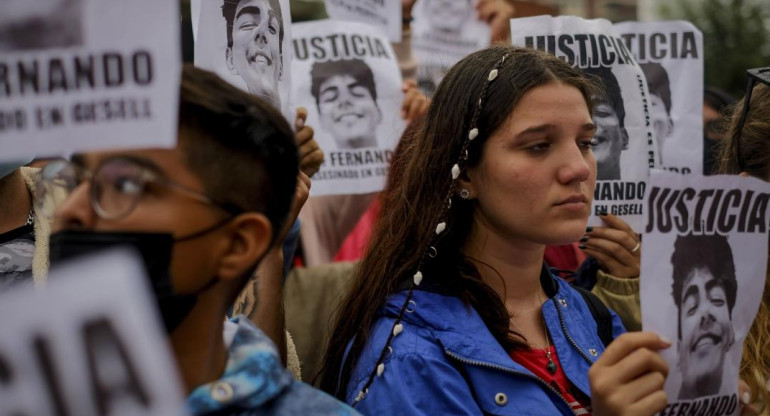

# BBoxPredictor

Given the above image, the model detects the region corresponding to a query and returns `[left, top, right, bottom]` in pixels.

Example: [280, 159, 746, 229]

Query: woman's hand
[590, 332, 670, 416]
[580, 213, 640, 278]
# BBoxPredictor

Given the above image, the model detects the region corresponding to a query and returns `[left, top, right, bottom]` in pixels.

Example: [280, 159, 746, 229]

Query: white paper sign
[195, 0, 294, 120]
[511, 15, 658, 231]
[0, 249, 185, 416]
[412, 0, 490, 96]
[0, 0, 181, 162]
[291, 20, 406, 196]
[641, 171, 769, 415]
[325, 0, 402, 43]
[615, 21, 703, 175]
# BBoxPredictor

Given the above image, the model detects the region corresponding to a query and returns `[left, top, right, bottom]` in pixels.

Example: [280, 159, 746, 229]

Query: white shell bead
[435, 222, 446, 235]
[413, 271, 423, 286]
[451, 164, 460, 179]
[468, 128, 479, 141]
[488, 69, 498, 81]
[377, 363, 385, 376]
[393, 323, 404, 336]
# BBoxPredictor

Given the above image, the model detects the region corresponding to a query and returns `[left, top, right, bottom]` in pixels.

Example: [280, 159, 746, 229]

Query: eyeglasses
[35, 157, 243, 221]
[735, 67, 770, 171]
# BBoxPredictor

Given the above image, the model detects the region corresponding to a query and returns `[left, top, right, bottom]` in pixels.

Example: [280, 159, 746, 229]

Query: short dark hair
[221, 0, 284, 56]
[583, 66, 626, 130]
[177, 64, 297, 245]
[640, 62, 672, 115]
[671, 233, 738, 338]
[310, 58, 378, 110]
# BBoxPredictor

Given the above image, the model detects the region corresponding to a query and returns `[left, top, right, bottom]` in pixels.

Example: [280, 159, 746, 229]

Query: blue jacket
[188, 316, 359, 416]
[345, 267, 626, 415]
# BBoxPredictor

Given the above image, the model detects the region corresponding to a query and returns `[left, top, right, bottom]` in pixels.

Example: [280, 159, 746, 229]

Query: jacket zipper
[445, 350, 580, 416]
[552, 297, 595, 366]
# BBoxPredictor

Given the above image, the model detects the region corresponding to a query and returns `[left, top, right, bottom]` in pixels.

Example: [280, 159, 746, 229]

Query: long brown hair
[318, 45, 600, 399]
[718, 82, 770, 415]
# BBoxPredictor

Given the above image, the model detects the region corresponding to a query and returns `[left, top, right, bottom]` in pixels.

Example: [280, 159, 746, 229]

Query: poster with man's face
[511, 16, 658, 232]
[0, 0, 181, 162]
[291, 20, 406, 196]
[325, 0, 402, 43]
[641, 171, 769, 414]
[194, 0, 293, 120]
[411, 0, 490, 96]
[616, 21, 703, 175]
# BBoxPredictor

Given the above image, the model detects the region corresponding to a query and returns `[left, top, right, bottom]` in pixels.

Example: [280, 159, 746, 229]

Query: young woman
[320, 45, 670, 415]
[718, 73, 770, 415]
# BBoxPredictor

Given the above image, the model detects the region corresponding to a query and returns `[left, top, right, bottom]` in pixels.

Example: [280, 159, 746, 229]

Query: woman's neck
[462, 218, 546, 305]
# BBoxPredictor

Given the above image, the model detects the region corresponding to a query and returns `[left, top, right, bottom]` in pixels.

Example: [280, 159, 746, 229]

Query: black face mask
[49, 226, 224, 333]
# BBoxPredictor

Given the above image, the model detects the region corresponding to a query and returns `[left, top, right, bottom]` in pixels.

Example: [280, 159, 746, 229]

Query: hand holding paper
[589, 331, 671, 416]
[580, 212, 641, 279]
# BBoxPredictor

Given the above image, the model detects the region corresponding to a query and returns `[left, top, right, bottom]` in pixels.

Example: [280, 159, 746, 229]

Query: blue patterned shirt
[187, 316, 359, 416]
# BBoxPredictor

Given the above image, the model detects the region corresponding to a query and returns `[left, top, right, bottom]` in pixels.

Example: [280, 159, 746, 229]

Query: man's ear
[226, 47, 238, 75]
[216, 213, 272, 282]
[621, 128, 630, 150]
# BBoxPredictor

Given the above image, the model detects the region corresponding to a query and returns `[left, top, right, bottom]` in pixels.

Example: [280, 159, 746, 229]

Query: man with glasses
[38, 65, 358, 416]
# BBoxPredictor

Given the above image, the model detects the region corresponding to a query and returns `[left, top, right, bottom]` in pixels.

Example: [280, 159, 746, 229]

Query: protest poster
[195, 0, 294, 120]
[0, 249, 185, 416]
[411, 0, 490, 96]
[511, 15, 658, 231]
[615, 21, 703, 175]
[290, 20, 406, 196]
[0, 0, 181, 162]
[325, 0, 402, 43]
[640, 170, 769, 415]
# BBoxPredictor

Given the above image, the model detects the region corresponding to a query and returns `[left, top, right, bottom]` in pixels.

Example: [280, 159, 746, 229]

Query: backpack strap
[573, 285, 614, 347]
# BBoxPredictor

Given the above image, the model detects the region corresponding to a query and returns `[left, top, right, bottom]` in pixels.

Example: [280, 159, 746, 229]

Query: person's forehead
[682, 267, 723, 291]
[320, 74, 361, 89]
[235, 0, 277, 18]
[74, 148, 195, 184]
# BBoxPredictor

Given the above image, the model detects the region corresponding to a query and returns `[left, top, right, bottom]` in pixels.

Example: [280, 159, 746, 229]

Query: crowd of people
[0, 0, 768, 415]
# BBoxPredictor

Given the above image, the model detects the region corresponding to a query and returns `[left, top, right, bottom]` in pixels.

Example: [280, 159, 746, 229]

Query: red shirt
[510, 346, 592, 415]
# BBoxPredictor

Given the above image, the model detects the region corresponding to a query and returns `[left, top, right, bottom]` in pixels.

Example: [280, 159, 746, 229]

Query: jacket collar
[186, 316, 293, 414]
[384, 264, 562, 372]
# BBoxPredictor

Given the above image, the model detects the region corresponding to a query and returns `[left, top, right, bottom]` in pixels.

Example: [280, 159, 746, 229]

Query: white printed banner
[195, 0, 294, 120]
[0, 0, 181, 161]
[641, 171, 769, 415]
[325, 0, 402, 43]
[412, 0, 490, 96]
[0, 249, 185, 416]
[291, 20, 405, 195]
[615, 21, 703, 175]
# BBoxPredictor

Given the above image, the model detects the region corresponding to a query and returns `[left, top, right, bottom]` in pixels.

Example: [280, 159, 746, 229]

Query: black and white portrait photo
[311, 58, 382, 150]
[640, 62, 674, 162]
[641, 171, 770, 412]
[671, 233, 736, 399]
[222, 0, 284, 109]
[195, 0, 292, 118]
[422, 0, 473, 36]
[0, 0, 84, 51]
[583, 66, 629, 181]
[291, 20, 406, 195]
